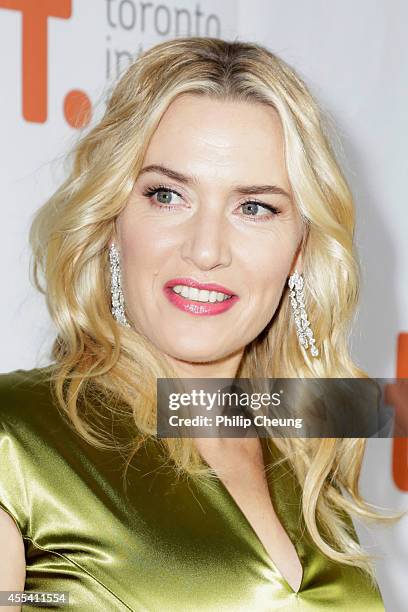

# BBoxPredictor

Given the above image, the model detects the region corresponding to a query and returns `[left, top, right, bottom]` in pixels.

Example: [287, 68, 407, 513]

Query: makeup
[163, 278, 239, 316]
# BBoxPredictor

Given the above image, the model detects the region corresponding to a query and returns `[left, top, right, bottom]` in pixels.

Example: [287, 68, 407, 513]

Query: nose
[180, 203, 232, 271]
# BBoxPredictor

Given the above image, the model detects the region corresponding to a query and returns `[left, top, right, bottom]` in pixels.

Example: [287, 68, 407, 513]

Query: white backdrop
[0, 1, 406, 609]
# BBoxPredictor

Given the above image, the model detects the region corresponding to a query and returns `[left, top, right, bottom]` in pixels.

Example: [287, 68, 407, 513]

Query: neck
[164, 347, 244, 379]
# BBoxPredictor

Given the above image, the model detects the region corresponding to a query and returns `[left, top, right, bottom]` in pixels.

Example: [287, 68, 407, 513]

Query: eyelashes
[142, 183, 281, 223]
[143, 184, 183, 207]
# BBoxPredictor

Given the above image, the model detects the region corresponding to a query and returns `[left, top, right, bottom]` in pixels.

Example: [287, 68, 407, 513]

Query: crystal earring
[109, 242, 130, 327]
[288, 271, 319, 357]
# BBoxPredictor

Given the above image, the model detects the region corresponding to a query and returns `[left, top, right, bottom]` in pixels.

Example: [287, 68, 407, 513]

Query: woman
[0, 37, 403, 611]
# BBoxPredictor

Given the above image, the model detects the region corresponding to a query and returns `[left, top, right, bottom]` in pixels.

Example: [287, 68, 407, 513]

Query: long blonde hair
[29, 36, 404, 586]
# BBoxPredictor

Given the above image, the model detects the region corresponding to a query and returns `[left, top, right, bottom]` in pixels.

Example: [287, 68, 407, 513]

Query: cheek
[118, 213, 169, 271]
[243, 234, 298, 318]
[254, 263, 290, 324]
[245, 231, 298, 284]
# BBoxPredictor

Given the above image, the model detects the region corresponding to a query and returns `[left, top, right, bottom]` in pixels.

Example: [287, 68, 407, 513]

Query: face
[116, 94, 303, 370]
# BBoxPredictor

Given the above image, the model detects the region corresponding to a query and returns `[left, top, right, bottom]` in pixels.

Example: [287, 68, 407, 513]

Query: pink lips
[163, 277, 239, 316]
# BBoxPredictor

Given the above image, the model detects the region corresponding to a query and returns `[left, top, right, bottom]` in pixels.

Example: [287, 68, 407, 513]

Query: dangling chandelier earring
[288, 271, 319, 357]
[109, 242, 130, 327]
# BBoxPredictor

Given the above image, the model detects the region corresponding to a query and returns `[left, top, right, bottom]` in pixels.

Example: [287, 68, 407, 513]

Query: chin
[170, 350, 222, 364]
[164, 343, 231, 364]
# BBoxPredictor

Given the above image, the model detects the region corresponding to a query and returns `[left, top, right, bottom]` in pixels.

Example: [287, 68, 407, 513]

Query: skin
[0, 94, 306, 599]
[116, 93, 304, 381]
[115, 95, 306, 592]
[0, 507, 26, 610]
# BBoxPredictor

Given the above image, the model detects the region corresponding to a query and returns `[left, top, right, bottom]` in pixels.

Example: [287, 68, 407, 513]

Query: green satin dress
[0, 367, 385, 611]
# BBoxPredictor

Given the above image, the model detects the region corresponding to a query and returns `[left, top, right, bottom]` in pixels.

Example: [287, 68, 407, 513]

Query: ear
[289, 244, 303, 277]
[110, 220, 119, 247]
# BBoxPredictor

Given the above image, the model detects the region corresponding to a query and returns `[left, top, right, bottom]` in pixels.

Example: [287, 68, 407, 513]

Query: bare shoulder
[0, 505, 26, 595]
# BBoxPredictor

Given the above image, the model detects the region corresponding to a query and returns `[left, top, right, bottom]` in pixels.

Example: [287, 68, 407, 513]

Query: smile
[172, 285, 232, 303]
[163, 285, 239, 316]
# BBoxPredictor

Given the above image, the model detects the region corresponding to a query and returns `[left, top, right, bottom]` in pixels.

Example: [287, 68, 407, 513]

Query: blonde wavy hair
[29, 36, 404, 586]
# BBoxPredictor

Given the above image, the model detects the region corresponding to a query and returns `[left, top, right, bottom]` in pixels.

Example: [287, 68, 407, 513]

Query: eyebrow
[138, 164, 292, 199]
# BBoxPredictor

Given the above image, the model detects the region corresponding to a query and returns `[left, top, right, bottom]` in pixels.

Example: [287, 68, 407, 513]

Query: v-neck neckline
[197, 436, 305, 595]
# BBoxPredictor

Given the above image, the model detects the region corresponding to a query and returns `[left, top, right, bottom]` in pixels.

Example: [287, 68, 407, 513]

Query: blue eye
[143, 185, 182, 208]
[142, 183, 281, 222]
[240, 201, 280, 219]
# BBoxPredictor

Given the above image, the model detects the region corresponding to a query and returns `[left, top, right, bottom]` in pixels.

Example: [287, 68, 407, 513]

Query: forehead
[143, 94, 289, 189]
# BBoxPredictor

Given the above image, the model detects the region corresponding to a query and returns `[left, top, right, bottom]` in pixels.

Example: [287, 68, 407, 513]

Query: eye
[142, 183, 281, 221]
[142, 184, 183, 209]
[239, 200, 280, 222]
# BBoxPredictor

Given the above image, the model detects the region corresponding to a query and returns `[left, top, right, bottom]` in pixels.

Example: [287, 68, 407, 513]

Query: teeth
[171, 284, 231, 303]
